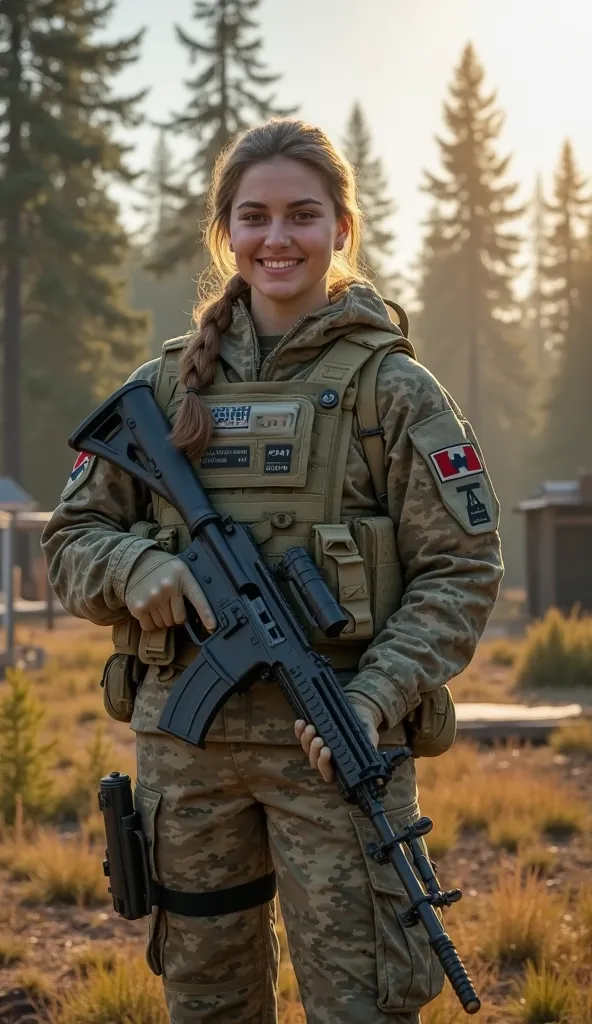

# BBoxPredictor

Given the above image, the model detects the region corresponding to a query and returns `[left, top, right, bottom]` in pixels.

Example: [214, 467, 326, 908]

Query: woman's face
[228, 157, 350, 307]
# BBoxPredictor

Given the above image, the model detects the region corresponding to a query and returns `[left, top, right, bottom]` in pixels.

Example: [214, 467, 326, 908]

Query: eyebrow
[236, 197, 324, 210]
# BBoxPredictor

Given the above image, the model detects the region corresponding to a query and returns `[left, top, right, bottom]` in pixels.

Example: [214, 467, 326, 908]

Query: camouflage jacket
[41, 283, 504, 732]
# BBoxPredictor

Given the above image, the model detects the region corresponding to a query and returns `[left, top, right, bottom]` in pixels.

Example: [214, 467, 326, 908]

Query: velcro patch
[429, 443, 483, 482]
[408, 410, 499, 535]
[61, 450, 96, 500]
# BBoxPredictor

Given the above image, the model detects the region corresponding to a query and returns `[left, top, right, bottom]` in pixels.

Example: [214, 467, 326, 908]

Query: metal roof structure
[0, 477, 37, 513]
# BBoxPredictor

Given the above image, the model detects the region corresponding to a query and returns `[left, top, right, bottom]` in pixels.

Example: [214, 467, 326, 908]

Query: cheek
[229, 225, 260, 256]
[299, 224, 335, 259]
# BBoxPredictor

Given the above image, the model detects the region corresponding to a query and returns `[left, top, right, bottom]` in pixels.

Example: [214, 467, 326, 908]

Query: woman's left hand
[295, 699, 381, 784]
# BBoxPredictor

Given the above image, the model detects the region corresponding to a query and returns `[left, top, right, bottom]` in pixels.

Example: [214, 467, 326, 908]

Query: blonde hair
[170, 118, 369, 458]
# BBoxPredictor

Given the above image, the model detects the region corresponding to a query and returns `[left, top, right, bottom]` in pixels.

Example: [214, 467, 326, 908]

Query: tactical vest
[116, 314, 416, 674]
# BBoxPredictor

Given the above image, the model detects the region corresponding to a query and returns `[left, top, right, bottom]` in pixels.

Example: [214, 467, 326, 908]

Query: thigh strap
[151, 870, 277, 917]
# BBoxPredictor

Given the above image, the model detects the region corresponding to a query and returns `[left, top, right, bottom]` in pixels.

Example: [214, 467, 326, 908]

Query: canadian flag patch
[69, 451, 92, 483]
[429, 443, 483, 482]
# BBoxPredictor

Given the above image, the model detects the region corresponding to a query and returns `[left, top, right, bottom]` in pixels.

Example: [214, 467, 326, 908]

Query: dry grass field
[0, 610, 591, 1023]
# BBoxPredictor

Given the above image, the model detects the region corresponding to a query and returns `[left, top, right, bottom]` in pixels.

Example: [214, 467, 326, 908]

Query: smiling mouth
[256, 258, 305, 269]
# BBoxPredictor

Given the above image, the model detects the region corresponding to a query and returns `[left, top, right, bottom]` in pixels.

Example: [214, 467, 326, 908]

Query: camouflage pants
[134, 726, 444, 1023]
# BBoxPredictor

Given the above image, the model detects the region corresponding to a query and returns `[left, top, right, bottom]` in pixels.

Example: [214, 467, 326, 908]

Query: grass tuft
[480, 865, 562, 966]
[0, 933, 27, 966]
[508, 959, 571, 1023]
[550, 720, 592, 755]
[516, 608, 592, 689]
[11, 829, 108, 906]
[45, 953, 169, 1024]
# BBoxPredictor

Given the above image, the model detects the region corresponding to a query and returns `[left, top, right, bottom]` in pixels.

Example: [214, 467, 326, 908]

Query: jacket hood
[218, 282, 405, 382]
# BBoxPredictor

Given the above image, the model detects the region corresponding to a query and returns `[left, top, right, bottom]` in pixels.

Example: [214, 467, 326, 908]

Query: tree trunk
[1, 15, 23, 482]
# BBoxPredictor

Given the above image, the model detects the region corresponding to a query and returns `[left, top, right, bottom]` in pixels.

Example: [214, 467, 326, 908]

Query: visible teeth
[261, 260, 300, 268]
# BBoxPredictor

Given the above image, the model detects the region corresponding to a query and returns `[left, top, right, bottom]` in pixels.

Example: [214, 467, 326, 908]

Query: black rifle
[70, 380, 480, 1015]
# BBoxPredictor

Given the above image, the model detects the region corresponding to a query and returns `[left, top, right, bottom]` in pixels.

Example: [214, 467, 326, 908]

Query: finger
[154, 598, 176, 628]
[148, 605, 166, 630]
[300, 724, 317, 757]
[294, 720, 307, 740]
[181, 573, 217, 632]
[308, 735, 325, 769]
[136, 611, 157, 633]
[169, 589, 188, 626]
[317, 746, 335, 783]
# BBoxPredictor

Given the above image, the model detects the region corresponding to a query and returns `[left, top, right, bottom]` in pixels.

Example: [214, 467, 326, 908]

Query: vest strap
[355, 339, 416, 511]
[151, 870, 277, 918]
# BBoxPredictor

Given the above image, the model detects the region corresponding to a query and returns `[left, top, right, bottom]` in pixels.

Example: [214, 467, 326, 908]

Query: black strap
[151, 870, 277, 918]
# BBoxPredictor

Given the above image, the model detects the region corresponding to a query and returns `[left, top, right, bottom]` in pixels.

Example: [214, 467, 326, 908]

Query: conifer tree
[416, 43, 525, 438]
[129, 128, 195, 356]
[342, 101, 398, 297]
[0, 0, 148, 503]
[522, 175, 548, 375]
[542, 140, 590, 353]
[150, 0, 297, 274]
[415, 43, 529, 584]
[139, 128, 179, 259]
[538, 219, 592, 480]
[0, 668, 55, 825]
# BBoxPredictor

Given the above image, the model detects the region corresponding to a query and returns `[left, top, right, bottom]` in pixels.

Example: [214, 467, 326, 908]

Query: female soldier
[42, 118, 503, 1024]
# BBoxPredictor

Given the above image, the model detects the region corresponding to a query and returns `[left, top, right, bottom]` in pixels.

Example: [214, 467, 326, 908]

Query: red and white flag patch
[69, 451, 92, 483]
[429, 443, 483, 482]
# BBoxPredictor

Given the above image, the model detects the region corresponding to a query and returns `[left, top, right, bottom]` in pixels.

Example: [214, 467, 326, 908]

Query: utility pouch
[404, 685, 457, 758]
[311, 523, 373, 640]
[101, 653, 147, 724]
[351, 517, 404, 633]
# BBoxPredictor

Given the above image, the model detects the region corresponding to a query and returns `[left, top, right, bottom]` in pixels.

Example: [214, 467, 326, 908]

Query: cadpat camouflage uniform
[42, 283, 503, 1023]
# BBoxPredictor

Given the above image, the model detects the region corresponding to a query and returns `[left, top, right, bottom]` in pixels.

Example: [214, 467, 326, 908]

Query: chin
[253, 278, 310, 303]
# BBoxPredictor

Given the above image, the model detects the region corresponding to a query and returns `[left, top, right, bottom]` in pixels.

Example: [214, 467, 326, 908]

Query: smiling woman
[42, 116, 503, 1024]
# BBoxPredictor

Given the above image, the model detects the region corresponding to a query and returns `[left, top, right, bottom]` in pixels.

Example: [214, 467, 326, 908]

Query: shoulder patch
[60, 451, 97, 501]
[408, 410, 500, 535]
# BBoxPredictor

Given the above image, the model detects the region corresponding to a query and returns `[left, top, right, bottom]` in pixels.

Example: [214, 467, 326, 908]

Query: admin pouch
[108, 298, 457, 753]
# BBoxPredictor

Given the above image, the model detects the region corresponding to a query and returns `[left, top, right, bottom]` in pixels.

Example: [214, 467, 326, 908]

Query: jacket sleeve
[40, 359, 163, 626]
[344, 353, 504, 730]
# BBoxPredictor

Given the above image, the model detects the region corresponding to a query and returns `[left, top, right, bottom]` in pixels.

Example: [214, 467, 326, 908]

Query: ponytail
[169, 274, 249, 459]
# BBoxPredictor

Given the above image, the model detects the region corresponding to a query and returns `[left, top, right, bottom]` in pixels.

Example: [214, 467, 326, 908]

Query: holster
[98, 771, 277, 921]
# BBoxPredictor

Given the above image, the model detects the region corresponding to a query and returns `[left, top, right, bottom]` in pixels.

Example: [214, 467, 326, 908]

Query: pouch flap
[349, 801, 419, 896]
[312, 523, 372, 639]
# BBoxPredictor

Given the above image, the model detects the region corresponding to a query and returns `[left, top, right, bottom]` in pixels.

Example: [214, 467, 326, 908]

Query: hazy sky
[109, 0, 592, 282]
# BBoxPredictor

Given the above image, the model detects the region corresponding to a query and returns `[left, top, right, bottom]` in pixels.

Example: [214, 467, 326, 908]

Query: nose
[264, 218, 291, 251]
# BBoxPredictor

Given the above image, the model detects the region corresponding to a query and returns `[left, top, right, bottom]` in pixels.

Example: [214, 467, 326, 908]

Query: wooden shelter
[516, 474, 592, 618]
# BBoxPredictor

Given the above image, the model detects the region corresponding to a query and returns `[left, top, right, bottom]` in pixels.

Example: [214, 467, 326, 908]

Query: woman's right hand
[124, 549, 217, 634]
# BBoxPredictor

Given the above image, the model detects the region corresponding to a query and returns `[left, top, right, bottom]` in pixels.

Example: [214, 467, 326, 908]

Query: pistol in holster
[98, 772, 277, 922]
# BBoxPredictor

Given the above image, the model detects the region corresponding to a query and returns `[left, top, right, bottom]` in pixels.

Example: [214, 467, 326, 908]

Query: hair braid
[169, 274, 249, 459]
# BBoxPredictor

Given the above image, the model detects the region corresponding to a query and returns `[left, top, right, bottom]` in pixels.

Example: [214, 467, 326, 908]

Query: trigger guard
[183, 599, 210, 645]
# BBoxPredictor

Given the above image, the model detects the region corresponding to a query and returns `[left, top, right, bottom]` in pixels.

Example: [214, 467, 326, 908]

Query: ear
[334, 214, 351, 252]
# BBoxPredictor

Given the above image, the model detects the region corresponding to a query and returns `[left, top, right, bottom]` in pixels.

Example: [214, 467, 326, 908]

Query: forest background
[2, 0, 591, 587]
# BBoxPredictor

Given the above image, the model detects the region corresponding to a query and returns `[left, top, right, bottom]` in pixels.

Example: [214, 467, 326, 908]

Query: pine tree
[128, 128, 196, 356]
[527, 174, 550, 375]
[150, 0, 297, 274]
[415, 43, 530, 586]
[543, 140, 590, 353]
[417, 43, 525, 438]
[138, 128, 180, 259]
[538, 219, 592, 480]
[0, 0, 149, 503]
[0, 668, 55, 825]
[342, 101, 398, 297]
